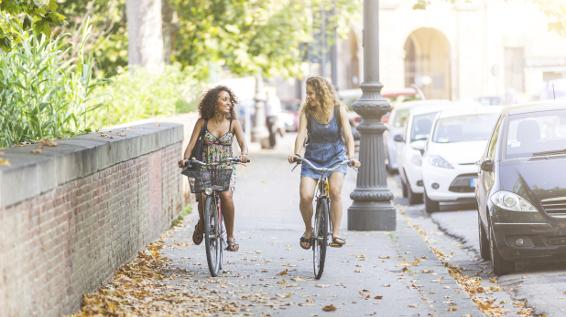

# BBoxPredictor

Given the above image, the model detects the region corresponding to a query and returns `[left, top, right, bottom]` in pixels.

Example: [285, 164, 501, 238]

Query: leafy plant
[86, 64, 203, 129]
[0, 0, 65, 50]
[0, 24, 96, 148]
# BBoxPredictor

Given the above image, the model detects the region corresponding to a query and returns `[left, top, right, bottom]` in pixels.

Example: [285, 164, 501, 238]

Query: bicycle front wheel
[204, 195, 222, 277]
[313, 197, 329, 279]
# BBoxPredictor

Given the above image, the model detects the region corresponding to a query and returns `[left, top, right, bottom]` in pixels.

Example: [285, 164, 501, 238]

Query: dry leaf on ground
[322, 304, 337, 312]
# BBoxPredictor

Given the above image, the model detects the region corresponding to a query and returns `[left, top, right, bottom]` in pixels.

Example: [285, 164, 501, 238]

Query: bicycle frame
[189, 157, 248, 277]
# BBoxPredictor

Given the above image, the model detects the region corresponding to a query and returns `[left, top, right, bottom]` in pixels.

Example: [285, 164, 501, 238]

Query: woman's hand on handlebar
[288, 153, 301, 164]
[239, 153, 250, 163]
[178, 158, 189, 168]
[348, 158, 361, 168]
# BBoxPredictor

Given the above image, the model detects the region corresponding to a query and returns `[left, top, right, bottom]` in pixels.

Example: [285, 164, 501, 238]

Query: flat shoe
[192, 221, 204, 245]
[300, 234, 312, 250]
[329, 236, 346, 248]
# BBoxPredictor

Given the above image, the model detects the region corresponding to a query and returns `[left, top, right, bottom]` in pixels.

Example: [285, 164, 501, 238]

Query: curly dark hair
[198, 85, 238, 119]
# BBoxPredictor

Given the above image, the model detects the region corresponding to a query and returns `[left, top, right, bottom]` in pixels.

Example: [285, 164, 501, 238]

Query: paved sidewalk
[157, 140, 483, 316]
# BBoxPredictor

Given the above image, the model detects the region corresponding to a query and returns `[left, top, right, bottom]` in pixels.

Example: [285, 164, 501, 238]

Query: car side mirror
[393, 134, 404, 143]
[480, 160, 494, 172]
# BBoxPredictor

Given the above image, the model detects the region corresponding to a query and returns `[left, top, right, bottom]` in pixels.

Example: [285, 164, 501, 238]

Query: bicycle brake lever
[291, 162, 300, 172]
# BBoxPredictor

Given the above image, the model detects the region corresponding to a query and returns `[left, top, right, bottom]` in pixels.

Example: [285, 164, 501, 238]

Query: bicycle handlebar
[189, 157, 250, 167]
[292, 156, 353, 173]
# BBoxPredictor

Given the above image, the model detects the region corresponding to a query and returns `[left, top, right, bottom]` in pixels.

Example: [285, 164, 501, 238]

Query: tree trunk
[161, 0, 179, 64]
[126, 0, 164, 73]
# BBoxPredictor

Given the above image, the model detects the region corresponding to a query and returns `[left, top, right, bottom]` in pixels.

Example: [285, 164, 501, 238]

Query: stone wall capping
[0, 122, 183, 209]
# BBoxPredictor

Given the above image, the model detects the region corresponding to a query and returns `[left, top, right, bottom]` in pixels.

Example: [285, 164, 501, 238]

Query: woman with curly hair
[178, 85, 248, 252]
[288, 76, 360, 249]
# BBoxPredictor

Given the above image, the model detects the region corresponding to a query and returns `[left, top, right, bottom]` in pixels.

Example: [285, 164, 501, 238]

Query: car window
[505, 109, 566, 159]
[391, 109, 410, 128]
[432, 113, 499, 143]
[410, 112, 437, 142]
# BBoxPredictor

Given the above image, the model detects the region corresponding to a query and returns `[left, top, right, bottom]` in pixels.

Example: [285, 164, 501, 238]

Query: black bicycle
[292, 157, 354, 279]
[187, 157, 248, 277]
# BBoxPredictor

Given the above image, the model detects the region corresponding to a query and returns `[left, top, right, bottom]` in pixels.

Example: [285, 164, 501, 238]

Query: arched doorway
[404, 28, 451, 99]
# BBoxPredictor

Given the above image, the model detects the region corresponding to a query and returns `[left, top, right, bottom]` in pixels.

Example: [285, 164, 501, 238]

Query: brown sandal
[329, 236, 346, 248]
[226, 239, 239, 252]
[192, 221, 204, 245]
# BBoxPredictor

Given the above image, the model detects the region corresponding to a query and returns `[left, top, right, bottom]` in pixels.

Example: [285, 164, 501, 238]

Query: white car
[396, 103, 453, 204]
[385, 100, 451, 173]
[422, 106, 502, 213]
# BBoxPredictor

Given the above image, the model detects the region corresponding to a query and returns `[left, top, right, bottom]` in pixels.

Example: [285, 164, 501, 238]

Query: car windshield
[432, 113, 499, 143]
[392, 109, 410, 128]
[505, 109, 566, 159]
[410, 112, 437, 142]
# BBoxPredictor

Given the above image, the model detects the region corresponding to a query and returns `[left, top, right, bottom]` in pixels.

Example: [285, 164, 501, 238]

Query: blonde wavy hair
[302, 76, 341, 124]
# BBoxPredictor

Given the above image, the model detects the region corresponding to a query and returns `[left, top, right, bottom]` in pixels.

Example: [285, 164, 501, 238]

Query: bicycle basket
[186, 167, 233, 193]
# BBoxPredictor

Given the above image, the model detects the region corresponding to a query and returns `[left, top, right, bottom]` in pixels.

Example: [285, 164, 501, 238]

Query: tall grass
[0, 25, 96, 149]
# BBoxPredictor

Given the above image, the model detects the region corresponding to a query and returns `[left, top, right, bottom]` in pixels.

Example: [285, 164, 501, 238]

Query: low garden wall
[0, 122, 185, 316]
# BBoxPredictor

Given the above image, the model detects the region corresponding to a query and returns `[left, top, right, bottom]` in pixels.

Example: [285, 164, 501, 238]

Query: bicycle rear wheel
[313, 197, 329, 279]
[204, 195, 222, 277]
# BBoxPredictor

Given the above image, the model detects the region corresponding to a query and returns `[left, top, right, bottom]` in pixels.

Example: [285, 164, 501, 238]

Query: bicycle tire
[204, 195, 221, 276]
[313, 197, 329, 279]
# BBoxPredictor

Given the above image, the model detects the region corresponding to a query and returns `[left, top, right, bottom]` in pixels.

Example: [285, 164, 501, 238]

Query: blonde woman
[288, 76, 360, 249]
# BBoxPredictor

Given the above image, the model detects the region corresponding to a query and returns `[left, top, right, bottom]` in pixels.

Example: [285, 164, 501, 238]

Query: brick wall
[0, 123, 184, 316]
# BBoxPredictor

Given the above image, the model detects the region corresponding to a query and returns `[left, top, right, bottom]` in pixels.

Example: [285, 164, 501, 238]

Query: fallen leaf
[40, 139, 57, 147]
[374, 295, 383, 300]
[277, 269, 288, 276]
[359, 289, 371, 299]
[0, 158, 10, 166]
[322, 304, 336, 312]
[378, 255, 390, 259]
[383, 284, 391, 287]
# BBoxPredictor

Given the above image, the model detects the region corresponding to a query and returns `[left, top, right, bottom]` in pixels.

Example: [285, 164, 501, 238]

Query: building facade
[336, 0, 566, 102]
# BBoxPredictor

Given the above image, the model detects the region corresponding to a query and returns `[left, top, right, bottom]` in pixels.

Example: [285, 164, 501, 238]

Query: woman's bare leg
[219, 191, 235, 240]
[299, 177, 317, 241]
[328, 172, 345, 239]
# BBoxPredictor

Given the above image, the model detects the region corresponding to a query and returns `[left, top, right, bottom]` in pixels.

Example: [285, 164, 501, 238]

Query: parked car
[395, 102, 453, 204]
[337, 86, 426, 126]
[422, 106, 502, 213]
[280, 99, 301, 132]
[476, 100, 566, 275]
[386, 100, 451, 173]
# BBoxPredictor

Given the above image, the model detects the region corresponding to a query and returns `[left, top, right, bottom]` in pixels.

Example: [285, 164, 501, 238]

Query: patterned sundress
[202, 119, 236, 191]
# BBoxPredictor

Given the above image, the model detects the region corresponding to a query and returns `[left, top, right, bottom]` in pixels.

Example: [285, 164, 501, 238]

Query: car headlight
[410, 153, 422, 166]
[490, 191, 537, 212]
[428, 155, 453, 169]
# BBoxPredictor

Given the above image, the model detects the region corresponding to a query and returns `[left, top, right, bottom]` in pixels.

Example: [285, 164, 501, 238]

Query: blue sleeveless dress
[302, 106, 347, 179]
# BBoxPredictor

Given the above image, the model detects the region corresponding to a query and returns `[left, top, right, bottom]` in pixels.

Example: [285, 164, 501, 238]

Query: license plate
[469, 177, 477, 189]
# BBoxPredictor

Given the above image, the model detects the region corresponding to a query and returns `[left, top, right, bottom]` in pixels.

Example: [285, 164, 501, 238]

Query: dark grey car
[476, 101, 566, 275]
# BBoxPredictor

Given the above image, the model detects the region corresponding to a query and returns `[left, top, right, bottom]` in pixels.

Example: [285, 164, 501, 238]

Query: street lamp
[348, 0, 396, 231]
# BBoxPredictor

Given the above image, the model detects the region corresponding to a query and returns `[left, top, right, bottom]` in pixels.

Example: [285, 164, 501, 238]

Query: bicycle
[291, 156, 355, 279]
[185, 157, 249, 277]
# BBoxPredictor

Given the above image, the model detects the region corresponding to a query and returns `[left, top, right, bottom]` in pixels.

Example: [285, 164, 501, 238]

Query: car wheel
[407, 186, 422, 205]
[424, 190, 439, 213]
[488, 220, 514, 275]
[478, 212, 490, 260]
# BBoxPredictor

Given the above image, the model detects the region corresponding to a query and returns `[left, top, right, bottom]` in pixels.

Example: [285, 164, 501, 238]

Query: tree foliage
[168, 0, 358, 79]
[56, 0, 127, 77]
[0, 0, 65, 50]
[532, 0, 566, 36]
[58, 0, 358, 79]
